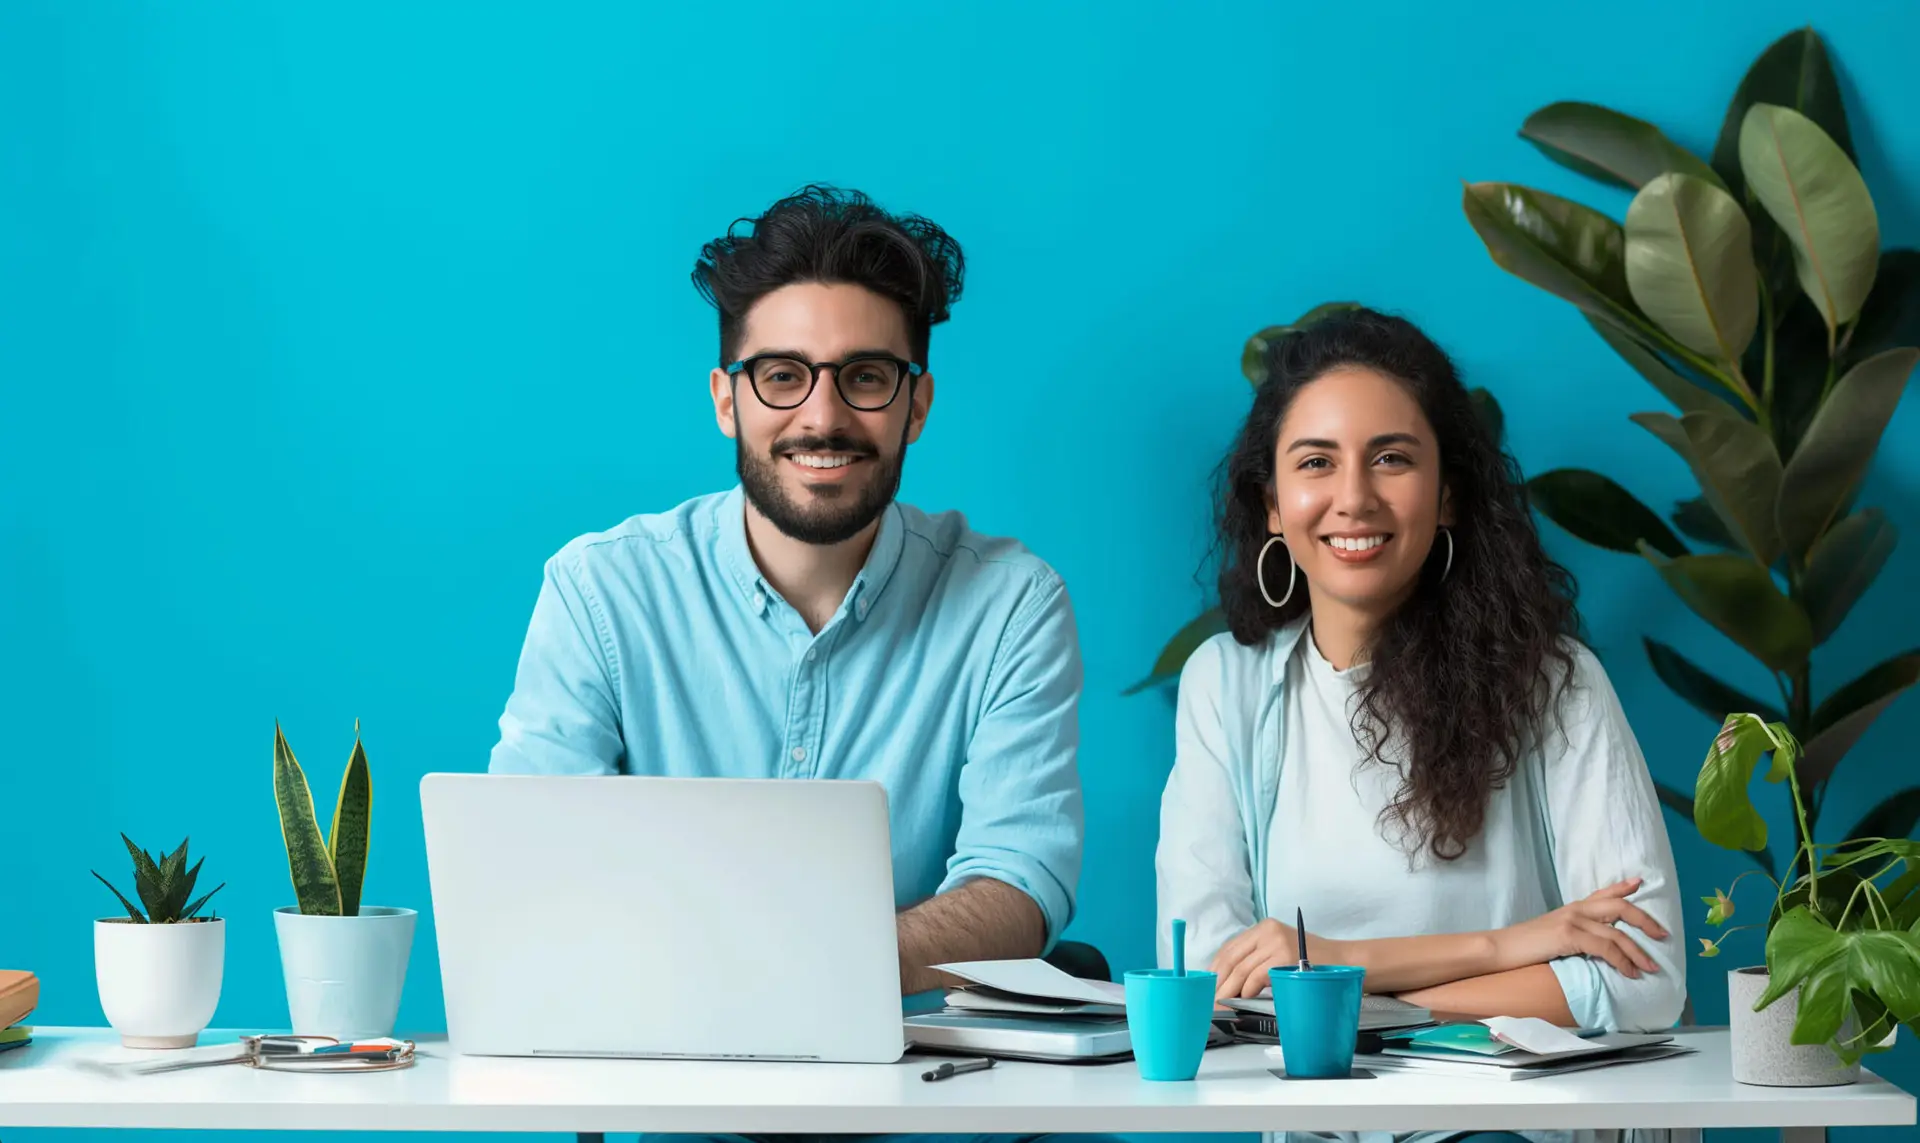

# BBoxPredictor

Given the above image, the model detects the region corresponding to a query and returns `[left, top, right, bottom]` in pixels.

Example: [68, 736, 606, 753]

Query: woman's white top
[1154, 619, 1689, 1143]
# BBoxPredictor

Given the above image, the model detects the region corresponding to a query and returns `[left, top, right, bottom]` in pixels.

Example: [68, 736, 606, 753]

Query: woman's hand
[1208, 919, 1348, 999]
[1492, 877, 1669, 978]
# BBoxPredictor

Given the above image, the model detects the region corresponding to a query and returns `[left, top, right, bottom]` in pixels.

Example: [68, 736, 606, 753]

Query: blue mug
[1267, 965, 1365, 1078]
[1123, 969, 1217, 1081]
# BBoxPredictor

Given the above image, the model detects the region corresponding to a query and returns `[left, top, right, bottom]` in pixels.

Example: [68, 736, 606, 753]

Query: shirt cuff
[937, 858, 1073, 956]
[1549, 955, 1618, 1031]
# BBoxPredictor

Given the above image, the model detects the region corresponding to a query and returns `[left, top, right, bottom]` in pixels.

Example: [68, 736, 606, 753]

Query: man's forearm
[896, 878, 1048, 995]
[1392, 963, 1577, 1025]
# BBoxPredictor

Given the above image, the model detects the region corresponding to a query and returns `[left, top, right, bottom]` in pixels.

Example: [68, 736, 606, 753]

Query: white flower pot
[273, 906, 416, 1039]
[93, 917, 224, 1049]
[1729, 965, 1862, 1086]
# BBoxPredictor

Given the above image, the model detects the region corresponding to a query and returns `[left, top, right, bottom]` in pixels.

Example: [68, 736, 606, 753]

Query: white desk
[1, 1027, 1911, 1141]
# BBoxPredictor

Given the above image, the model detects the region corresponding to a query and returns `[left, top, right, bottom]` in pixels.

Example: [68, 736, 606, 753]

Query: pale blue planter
[272, 905, 416, 1040]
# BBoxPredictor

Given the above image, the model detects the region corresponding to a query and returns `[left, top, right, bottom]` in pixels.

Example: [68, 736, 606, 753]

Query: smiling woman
[1155, 308, 1690, 1074]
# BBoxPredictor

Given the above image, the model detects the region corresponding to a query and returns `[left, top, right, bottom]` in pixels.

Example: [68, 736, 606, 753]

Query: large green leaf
[1644, 637, 1785, 725]
[1695, 713, 1798, 852]
[330, 722, 372, 918]
[1653, 773, 1778, 877]
[1758, 907, 1920, 1061]
[1125, 607, 1229, 695]
[1464, 183, 1660, 340]
[1625, 174, 1760, 367]
[1672, 496, 1740, 550]
[1527, 469, 1686, 557]
[1846, 787, 1920, 845]
[1801, 651, 1920, 788]
[1242, 302, 1363, 386]
[1587, 317, 1722, 415]
[1637, 545, 1812, 672]
[274, 722, 342, 916]
[1776, 348, 1920, 557]
[1520, 101, 1725, 192]
[1711, 27, 1854, 315]
[1740, 104, 1880, 336]
[1802, 509, 1897, 645]
[1849, 249, 1920, 363]
[1712, 28, 1855, 204]
[1756, 292, 1834, 459]
[1631, 411, 1782, 566]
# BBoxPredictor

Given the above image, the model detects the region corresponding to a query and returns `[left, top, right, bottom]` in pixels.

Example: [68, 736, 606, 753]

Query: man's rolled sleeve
[487, 545, 626, 776]
[935, 574, 1085, 952]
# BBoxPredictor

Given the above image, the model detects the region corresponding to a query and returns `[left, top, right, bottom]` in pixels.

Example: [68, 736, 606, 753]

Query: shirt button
[806, 648, 817, 662]
[751, 591, 765, 611]
[791, 746, 807, 763]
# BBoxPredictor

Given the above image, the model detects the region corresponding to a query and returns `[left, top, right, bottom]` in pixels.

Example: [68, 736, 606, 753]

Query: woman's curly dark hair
[691, 184, 966, 366]
[1216, 307, 1582, 863]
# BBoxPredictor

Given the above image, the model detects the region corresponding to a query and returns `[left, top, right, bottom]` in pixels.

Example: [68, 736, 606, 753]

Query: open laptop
[420, 773, 905, 1063]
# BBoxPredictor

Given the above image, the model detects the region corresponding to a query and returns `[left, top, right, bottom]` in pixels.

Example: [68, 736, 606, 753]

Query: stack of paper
[1224, 990, 1434, 1032]
[0, 970, 37, 1055]
[1279, 1016, 1697, 1081]
[935, 959, 1128, 1017]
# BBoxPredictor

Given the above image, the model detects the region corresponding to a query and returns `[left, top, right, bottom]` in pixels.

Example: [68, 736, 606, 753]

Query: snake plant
[274, 720, 372, 916]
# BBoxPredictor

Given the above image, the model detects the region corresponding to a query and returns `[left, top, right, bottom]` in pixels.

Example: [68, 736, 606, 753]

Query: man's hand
[1209, 919, 1349, 1000]
[1490, 877, 1668, 979]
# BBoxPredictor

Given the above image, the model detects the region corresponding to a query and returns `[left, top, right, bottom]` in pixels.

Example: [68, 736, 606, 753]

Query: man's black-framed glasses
[725, 352, 924, 411]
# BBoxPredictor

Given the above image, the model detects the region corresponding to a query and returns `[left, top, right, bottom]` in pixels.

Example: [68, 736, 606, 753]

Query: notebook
[1224, 991, 1433, 1031]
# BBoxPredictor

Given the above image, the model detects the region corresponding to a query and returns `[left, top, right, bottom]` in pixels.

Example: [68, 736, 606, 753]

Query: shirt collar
[1266, 615, 1312, 688]
[713, 485, 906, 623]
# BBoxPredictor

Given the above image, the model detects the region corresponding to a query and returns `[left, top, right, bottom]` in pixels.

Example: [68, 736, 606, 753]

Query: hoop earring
[1256, 535, 1297, 608]
[1438, 526, 1454, 582]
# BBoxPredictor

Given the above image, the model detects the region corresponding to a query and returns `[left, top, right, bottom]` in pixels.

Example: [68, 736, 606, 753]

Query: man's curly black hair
[691, 185, 966, 366]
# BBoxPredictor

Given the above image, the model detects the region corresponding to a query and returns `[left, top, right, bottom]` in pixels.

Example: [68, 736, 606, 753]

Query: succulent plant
[92, 835, 223, 923]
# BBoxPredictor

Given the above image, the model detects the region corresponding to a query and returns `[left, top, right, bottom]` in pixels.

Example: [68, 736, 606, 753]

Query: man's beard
[737, 427, 907, 546]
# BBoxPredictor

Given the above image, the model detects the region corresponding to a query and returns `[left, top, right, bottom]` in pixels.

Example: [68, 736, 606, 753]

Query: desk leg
[1780, 1128, 1825, 1143]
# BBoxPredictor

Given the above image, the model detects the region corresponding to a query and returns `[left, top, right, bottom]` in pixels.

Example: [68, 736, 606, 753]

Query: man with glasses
[487, 185, 1086, 1002]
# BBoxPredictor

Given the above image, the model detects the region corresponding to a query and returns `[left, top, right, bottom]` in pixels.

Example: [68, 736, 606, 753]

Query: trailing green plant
[1692, 712, 1920, 1065]
[92, 835, 224, 924]
[1124, 301, 1507, 694]
[1460, 26, 1920, 876]
[274, 719, 372, 916]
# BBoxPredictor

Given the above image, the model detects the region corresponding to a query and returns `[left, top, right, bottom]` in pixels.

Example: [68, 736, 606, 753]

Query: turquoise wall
[4, 3, 1919, 1142]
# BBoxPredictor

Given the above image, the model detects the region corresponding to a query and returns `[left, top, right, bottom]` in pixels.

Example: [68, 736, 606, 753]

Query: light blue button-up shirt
[486, 486, 1085, 945]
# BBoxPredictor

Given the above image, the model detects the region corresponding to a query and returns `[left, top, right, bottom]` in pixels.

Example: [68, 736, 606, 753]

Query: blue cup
[1268, 965, 1365, 1078]
[1123, 968, 1217, 1081]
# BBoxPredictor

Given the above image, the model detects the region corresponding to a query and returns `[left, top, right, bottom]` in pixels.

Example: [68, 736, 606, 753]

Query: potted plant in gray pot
[272, 720, 415, 1040]
[91, 836, 225, 1047]
[1693, 713, 1920, 1085]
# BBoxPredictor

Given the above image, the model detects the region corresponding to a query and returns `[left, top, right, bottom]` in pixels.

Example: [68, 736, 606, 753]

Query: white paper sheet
[932, 958, 1129, 1005]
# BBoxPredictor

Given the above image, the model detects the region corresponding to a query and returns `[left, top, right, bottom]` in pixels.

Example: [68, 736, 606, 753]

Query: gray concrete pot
[1728, 966, 1861, 1086]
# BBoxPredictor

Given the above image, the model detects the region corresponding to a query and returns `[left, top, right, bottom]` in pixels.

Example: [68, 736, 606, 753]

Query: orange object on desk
[0, 970, 38, 1030]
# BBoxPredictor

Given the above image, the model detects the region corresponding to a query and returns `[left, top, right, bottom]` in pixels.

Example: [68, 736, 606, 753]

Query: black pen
[922, 1057, 995, 1082]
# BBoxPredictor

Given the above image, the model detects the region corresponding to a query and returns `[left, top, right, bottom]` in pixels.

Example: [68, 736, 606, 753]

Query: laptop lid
[420, 773, 905, 1063]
